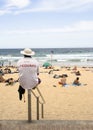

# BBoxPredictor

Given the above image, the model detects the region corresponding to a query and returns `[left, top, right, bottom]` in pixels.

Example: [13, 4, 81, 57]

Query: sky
[0, 0, 93, 48]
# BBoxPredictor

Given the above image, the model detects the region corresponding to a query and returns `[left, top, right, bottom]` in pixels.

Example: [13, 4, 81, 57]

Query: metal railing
[27, 86, 45, 122]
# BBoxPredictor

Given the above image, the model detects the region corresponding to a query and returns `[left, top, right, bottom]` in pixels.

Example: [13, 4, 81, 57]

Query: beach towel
[72, 83, 87, 87]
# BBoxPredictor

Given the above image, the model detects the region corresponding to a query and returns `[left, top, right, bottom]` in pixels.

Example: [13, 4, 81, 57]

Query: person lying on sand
[0, 75, 18, 85]
[53, 74, 68, 79]
[75, 71, 81, 76]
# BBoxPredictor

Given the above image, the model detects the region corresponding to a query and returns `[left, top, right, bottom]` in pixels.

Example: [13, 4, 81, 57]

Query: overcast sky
[0, 0, 93, 48]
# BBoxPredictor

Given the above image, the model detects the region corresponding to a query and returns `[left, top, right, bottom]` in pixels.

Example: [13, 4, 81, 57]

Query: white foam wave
[0, 52, 93, 67]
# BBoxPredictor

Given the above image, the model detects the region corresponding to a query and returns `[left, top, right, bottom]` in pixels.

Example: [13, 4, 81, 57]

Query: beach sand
[0, 66, 93, 120]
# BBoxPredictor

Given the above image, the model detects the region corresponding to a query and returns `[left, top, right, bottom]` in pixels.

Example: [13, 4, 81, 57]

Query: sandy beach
[0, 65, 93, 120]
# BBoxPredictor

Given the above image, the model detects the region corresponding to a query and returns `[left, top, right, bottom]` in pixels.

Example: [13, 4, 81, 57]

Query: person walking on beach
[17, 48, 41, 101]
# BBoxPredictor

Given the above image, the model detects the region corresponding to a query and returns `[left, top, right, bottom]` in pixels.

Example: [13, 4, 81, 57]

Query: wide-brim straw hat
[20, 48, 35, 56]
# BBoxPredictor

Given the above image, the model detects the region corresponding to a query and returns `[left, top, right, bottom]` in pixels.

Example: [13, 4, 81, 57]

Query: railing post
[28, 89, 32, 122]
[41, 104, 44, 118]
[36, 97, 39, 120]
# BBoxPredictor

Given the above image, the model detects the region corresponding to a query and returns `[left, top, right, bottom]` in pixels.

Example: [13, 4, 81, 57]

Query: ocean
[0, 48, 93, 67]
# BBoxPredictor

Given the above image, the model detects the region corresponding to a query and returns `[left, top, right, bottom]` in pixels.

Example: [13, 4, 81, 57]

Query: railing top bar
[36, 87, 46, 104]
[31, 89, 45, 104]
[31, 89, 37, 98]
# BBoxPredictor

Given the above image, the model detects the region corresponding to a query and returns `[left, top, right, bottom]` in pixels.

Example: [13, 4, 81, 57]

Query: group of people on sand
[51, 65, 82, 87]
[72, 66, 81, 76]
[58, 75, 81, 87]
[0, 74, 18, 85]
[0, 66, 18, 85]
[58, 66, 82, 87]
[0, 67, 12, 75]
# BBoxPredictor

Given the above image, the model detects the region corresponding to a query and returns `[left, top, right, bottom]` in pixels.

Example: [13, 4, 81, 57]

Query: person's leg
[23, 94, 26, 102]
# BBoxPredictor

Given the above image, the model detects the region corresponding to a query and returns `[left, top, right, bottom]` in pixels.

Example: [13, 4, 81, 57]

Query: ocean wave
[0, 48, 93, 66]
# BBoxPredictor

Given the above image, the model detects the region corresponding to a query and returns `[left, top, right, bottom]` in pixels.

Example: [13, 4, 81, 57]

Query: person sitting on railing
[17, 48, 41, 102]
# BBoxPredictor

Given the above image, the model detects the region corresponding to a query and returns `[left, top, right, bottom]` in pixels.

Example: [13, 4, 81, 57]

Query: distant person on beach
[73, 77, 81, 86]
[71, 66, 81, 75]
[0, 75, 16, 85]
[58, 75, 67, 86]
[0, 75, 5, 82]
[17, 48, 41, 101]
[75, 71, 81, 76]
[72, 66, 77, 73]
[0, 69, 4, 75]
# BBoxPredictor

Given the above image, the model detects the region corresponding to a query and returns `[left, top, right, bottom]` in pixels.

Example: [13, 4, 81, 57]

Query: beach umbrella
[43, 62, 52, 68]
